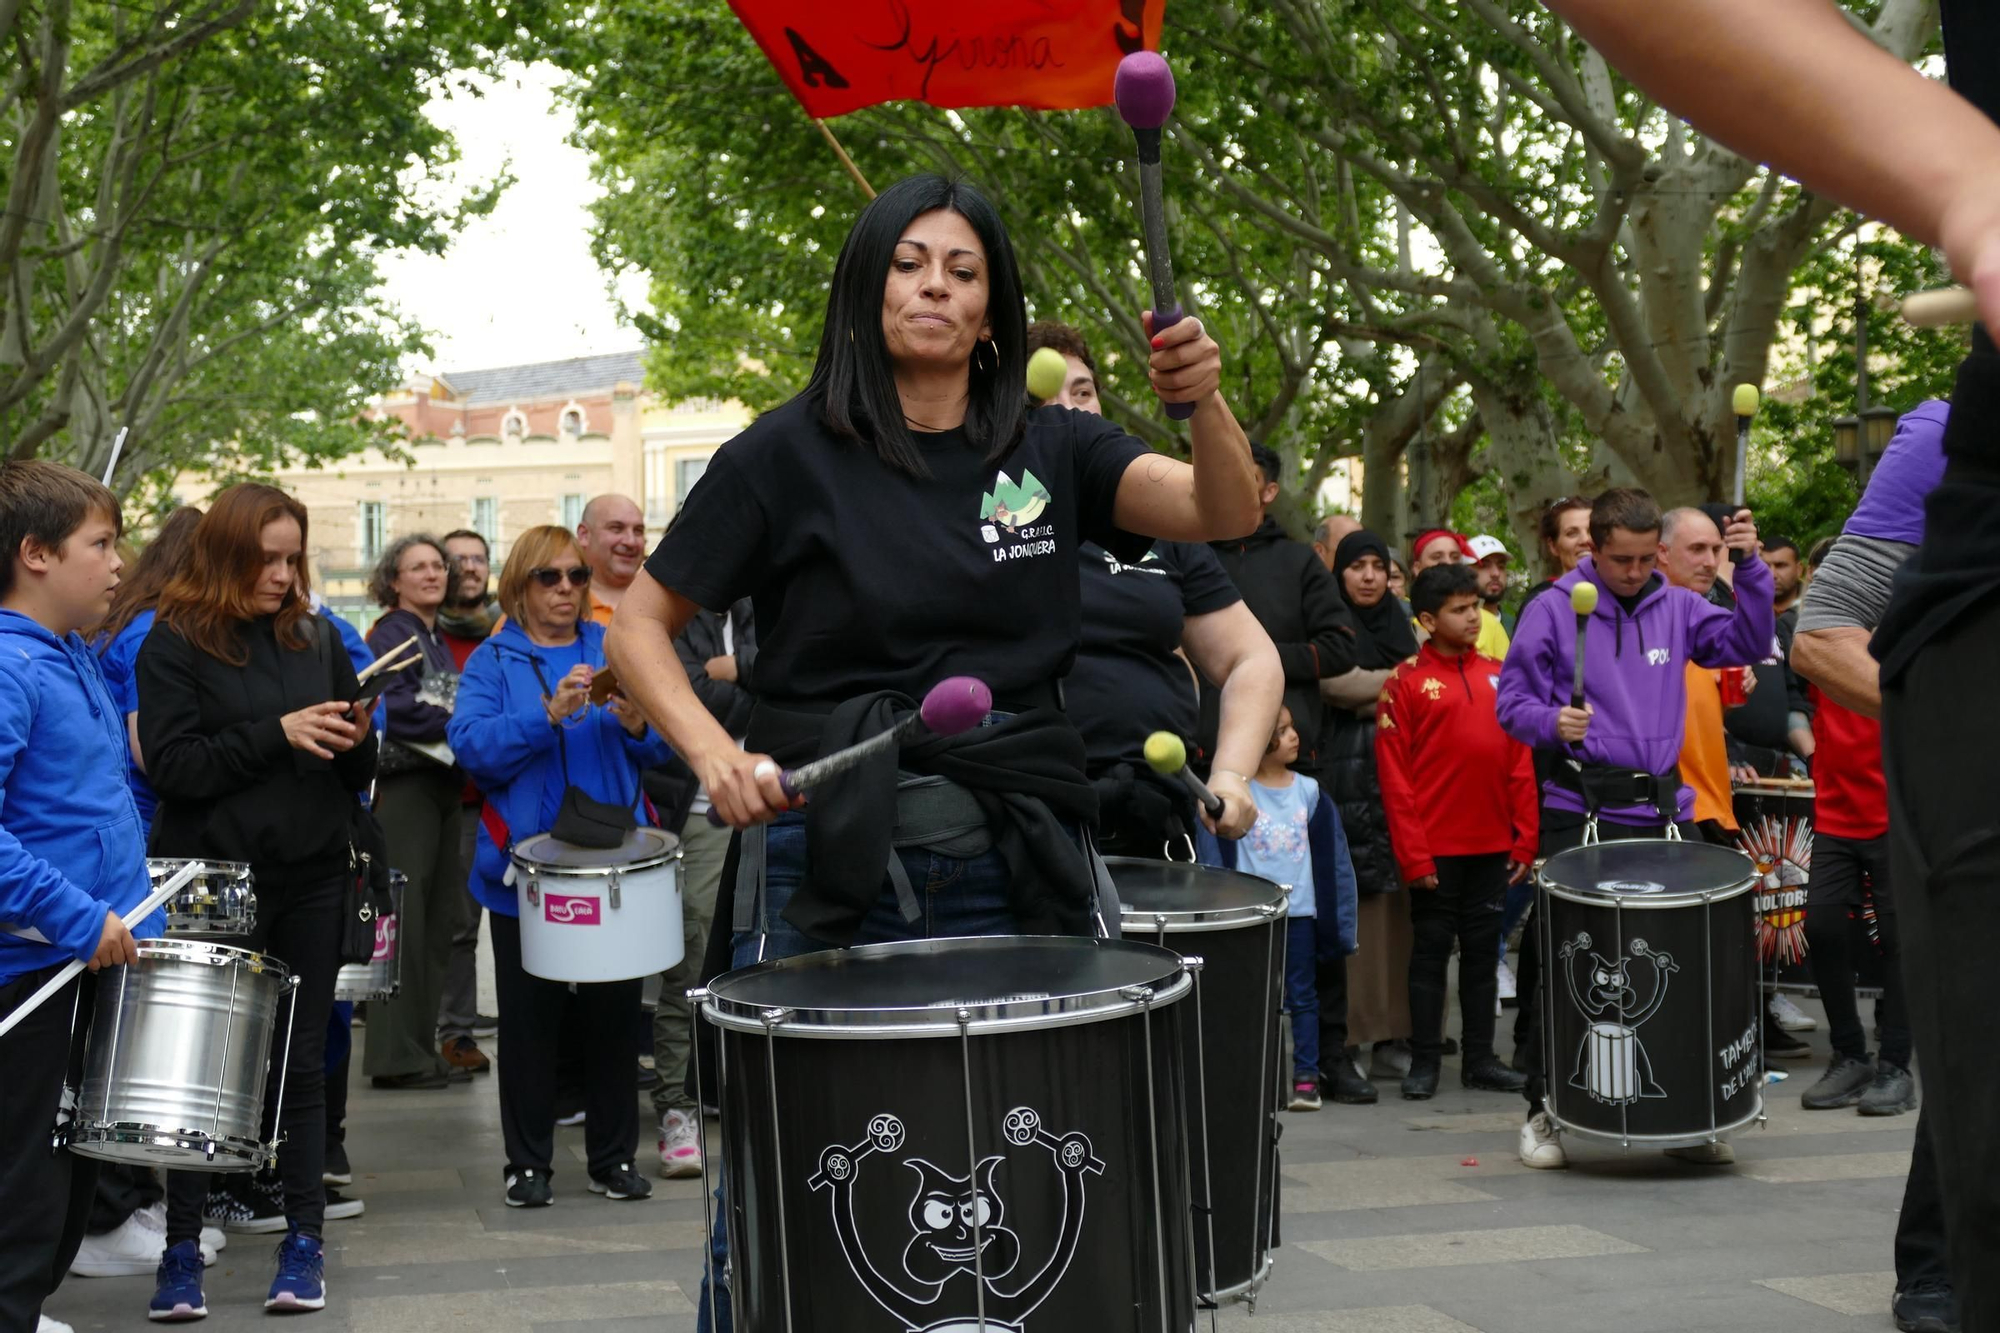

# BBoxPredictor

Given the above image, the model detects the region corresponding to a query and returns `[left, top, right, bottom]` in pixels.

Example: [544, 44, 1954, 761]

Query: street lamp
[1860, 404, 1899, 460]
[1832, 414, 1860, 469]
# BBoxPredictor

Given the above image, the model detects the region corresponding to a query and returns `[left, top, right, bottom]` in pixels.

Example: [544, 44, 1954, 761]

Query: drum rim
[1103, 856, 1290, 932]
[703, 935, 1192, 1037]
[1541, 1094, 1764, 1149]
[1538, 838, 1757, 908]
[70, 1122, 265, 1170]
[511, 828, 682, 876]
[133, 936, 295, 982]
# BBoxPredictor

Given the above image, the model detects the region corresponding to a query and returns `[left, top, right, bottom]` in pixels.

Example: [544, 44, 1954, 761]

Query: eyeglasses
[530, 565, 592, 589]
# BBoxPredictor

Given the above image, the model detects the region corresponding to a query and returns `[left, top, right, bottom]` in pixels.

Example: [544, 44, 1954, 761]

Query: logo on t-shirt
[980, 469, 1057, 563]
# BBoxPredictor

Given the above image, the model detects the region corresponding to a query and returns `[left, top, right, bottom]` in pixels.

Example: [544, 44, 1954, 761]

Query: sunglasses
[530, 565, 592, 589]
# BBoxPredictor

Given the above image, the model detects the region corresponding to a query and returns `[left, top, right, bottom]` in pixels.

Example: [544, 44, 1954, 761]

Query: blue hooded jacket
[447, 619, 673, 917]
[97, 607, 159, 833]
[1, 608, 165, 986]
[1198, 783, 1359, 958]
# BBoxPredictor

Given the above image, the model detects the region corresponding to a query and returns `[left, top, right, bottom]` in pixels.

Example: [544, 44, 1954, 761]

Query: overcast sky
[375, 64, 648, 376]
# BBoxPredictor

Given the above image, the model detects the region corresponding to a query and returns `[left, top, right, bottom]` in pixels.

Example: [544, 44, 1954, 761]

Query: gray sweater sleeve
[1796, 534, 1916, 634]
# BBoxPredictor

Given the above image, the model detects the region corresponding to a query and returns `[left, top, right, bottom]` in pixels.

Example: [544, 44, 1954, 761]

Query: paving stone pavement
[44, 990, 1922, 1332]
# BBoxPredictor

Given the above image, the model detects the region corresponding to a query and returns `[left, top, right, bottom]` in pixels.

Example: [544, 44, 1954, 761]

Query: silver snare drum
[152, 858, 256, 937]
[70, 938, 298, 1171]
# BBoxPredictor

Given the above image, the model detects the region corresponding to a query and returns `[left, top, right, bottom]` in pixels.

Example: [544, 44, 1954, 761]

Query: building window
[675, 456, 709, 512]
[560, 493, 585, 530]
[359, 501, 386, 563]
[471, 497, 497, 544]
[559, 406, 585, 435]
[501, 409, 528, 440]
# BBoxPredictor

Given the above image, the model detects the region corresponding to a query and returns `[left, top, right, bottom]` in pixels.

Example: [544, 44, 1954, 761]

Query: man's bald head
[576, 493, 646, 592]
[1658, 506, 1723, 595]
[1312, 513, 1361, 569]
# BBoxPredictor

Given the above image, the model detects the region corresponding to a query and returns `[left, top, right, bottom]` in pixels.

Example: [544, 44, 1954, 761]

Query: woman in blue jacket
[448, 525, 672, 1209]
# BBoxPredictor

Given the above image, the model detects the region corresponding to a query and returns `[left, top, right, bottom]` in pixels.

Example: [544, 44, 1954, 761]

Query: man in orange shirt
[576, 494, 648, 626]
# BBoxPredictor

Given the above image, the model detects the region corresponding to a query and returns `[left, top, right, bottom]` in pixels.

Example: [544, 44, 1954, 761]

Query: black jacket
[1321, 705, 1401, 895]
[1200, 517, 1354, 769]
[640, 600, 757, 832]
[138, 614, 379, 881]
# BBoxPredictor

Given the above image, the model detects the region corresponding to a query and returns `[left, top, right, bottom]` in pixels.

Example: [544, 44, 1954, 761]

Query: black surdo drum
[699, 936, 1196, 1333]
[1105, 857, 1284, 1308]
[1538, 840, 1762, 1149]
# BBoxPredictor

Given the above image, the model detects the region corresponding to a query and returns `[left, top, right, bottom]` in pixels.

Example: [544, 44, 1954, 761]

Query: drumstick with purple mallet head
[0, 860, 206, 1040]
[1142, 730, 1223, 820]
[1114, 51, 1196, 423]
[706, 676, 992, 825]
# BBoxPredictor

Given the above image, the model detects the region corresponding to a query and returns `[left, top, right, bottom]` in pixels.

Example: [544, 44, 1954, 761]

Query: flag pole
[813, 116, 876, 199]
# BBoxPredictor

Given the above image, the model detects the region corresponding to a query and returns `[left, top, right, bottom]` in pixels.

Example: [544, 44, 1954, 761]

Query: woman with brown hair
[358, 533, 474, 1089]
[449, 525, 670, 1207]
[136, 483, 376, 1319]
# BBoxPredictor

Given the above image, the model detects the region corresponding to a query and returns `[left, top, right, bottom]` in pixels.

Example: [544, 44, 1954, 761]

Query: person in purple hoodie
[1496, 486, 1773, 1171]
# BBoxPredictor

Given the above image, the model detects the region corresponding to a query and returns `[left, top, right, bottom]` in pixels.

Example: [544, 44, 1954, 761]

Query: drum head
[706, 935, 1189, 1036]
[1541, 839, 1755, 906]
[1104, 857, 1287, 930]
[513, 827, 678, 871]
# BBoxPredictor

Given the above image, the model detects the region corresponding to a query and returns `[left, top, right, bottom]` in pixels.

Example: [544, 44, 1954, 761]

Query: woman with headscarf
[1318, 529, 1420, 1102]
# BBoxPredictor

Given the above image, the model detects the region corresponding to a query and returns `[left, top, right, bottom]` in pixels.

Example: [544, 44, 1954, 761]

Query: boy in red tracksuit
[1377, 564, 1538, 1100]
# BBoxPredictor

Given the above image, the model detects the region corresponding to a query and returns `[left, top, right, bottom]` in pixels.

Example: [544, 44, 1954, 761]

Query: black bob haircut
[805, 173, 1027, 476]
[1410, 562, 1480, 620]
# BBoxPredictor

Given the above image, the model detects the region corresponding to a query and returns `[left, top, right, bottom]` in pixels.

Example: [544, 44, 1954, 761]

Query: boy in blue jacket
[1210, 705, 1359, 1113]
[0, 460, 165, 1332]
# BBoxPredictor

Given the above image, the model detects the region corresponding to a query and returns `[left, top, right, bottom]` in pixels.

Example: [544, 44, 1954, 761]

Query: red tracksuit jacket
[1374, 642, 1539, 882]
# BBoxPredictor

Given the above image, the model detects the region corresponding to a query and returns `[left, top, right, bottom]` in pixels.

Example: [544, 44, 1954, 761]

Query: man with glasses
[436, 530, 502, 1075]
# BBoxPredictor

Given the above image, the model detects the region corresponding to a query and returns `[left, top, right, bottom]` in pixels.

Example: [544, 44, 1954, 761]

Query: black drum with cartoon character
[702, 936, 1196, 1333]
[1537, 840, 1762, 1149]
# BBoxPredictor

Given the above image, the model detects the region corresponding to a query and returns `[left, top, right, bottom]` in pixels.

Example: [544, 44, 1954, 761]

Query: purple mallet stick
[1114, 51, 1195, 423]
[708, 676, 992, 825]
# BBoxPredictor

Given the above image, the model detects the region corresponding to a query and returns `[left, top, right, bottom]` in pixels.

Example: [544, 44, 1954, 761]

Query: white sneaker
[39, 1314, 74, 1333]
[200, 1225, 226, 1261]
[1496, 959, 1517, 1001]
[1768, 993, 1816, 1032]
[1664, 1140, 1736, 1166]
[1519, 1112, 1567, 1169]
[658, 1109, 704, 1179]
[70, 1204, 212, 1277]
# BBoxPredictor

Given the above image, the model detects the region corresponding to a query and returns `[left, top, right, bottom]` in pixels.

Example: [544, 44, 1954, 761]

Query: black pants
[1896, 1106, 1952, 1293]
[1519, 811, 1693, 1116]
[491, 913, 639, 1179]
[166, 872, 344, 1244]
[1883, 600, 2000, 1330]
[0, 966, 99, 1332]
[87, 1164, 163, 1234]
[1804, 832, 1909, 1068]
[363, 769, 464, 1080]
[1408, 853, 1507, 1062]
[1315, 949, 1349, 1063]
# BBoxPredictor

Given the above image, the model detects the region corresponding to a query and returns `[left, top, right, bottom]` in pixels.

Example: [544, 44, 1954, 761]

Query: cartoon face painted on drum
[809, 1107, 1104, 1333]
[1559, 932, 1680, 1106]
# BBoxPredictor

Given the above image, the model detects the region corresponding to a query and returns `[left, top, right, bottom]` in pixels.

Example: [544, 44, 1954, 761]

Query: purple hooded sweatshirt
[1844, 400, 1947, 545]
[1497, 551, 1774, 824]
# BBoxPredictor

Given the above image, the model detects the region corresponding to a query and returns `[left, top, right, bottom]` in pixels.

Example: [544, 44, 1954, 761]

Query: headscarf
[1334, 529, 1419, 669]
[1411, 528, 1475, 565]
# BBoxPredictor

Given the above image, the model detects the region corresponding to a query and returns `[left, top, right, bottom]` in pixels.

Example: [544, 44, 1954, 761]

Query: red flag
[729, 0, 1165, 119]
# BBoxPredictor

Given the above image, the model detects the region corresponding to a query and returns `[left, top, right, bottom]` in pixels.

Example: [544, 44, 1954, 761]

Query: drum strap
[730, 822, 767, 937]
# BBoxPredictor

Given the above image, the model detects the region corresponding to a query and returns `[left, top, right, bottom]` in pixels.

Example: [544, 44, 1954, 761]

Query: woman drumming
[449, 526, 672, 1208]
[1320, 530, 1420, 1103]
[1024, 319, 1279, 859]
[604, 173, 1260, 1333]
[137, 484, 377, 1318]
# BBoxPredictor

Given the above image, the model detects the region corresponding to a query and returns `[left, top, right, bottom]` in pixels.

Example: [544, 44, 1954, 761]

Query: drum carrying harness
[1551, 758, 1685, 845]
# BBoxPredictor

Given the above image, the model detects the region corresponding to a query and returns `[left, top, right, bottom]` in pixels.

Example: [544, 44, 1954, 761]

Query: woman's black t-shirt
[645, 397, 1154, 706]
[1067, 541, 1240, 773]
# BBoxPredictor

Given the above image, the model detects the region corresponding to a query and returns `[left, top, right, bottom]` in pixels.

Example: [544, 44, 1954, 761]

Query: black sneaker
[1892, 1280, 1960, 1333]
[322, 1142, 352, 1187]
[1400, 1059, 1441, 1101]
[471, 1013, 500, 1037]
[1764, 1020, 1813, 1060]
[1858, 1061, 1917, 1117]
[202, 1181, 257, 1230]
[223, 1172, 288, 1235]
[1801, 1055, 1876, 1110]
[1322, 1056, 1379, 1105]
[323, 1188, 365, 1221]
[1462, 1053, 1530, 1093]
[588, 1162, 653, 1201]
[504, 1167, 553, 1208]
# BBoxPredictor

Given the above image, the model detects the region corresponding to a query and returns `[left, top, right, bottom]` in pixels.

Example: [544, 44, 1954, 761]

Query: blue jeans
[1285, 916, 1320, 1081]
[698, 813, 1027, 1333]
[1498, 879, 1534, 959]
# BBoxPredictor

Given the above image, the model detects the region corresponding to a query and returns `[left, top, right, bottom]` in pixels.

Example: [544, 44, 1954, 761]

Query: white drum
[511, 828, 682, 983]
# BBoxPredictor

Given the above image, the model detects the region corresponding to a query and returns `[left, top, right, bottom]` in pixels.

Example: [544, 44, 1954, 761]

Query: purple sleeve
[1688, 555, 1776, 668]
[1495, 591, 1565, 748]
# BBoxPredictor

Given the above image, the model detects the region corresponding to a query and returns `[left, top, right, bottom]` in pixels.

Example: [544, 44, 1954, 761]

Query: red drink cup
[1720, 666, 1748, 708]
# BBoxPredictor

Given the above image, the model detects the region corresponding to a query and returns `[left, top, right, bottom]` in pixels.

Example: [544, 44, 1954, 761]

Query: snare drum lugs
[151, 858, 256, 937]
[701, 936, 1198, 1333]
[70, 938, 297, 1171]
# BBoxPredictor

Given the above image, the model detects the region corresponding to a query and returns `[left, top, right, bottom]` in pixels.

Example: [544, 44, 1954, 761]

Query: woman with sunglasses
[360, 534, 469, 1091]
[448, 525, 671, 1207]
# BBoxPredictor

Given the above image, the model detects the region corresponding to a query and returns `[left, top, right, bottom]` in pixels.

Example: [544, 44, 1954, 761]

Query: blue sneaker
[264, 1231, 326, 1313]
[149, 1239, 208, 1321]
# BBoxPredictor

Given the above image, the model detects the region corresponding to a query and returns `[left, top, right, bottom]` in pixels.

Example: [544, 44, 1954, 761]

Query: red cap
[1411, 529, 1474, 564]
